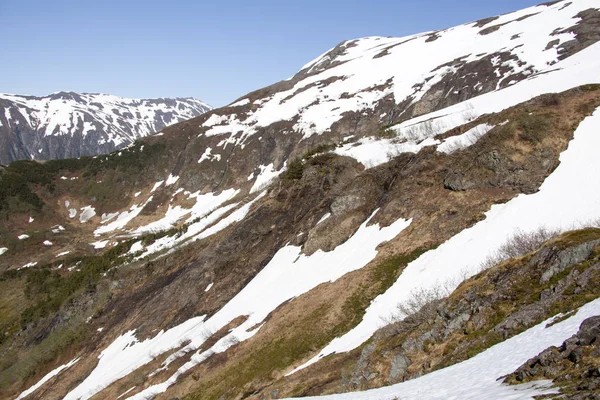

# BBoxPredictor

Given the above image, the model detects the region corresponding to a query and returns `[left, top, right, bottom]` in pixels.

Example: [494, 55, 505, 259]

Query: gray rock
[388, 353, 410, 382]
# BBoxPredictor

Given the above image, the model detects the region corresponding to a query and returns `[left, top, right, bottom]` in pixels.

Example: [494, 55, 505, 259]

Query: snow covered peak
[200, 0, 599, 144]
[0, 92, 212, 164]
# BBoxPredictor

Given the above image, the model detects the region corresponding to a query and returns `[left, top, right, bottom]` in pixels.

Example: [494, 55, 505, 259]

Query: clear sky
[1, 0, 543, 107]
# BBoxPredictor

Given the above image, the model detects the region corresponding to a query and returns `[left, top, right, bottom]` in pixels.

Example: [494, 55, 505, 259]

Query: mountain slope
[1, 1, 600, 399]
[0, 92, 212, 164]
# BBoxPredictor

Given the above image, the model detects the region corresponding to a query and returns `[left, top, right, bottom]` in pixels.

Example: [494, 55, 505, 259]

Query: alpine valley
[1, 1, 600, 400]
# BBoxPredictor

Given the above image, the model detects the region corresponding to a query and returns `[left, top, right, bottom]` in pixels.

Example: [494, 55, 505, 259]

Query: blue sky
[1, 0, 542, 107]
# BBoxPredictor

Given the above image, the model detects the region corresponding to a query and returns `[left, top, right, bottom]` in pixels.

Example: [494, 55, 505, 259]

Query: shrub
[282, 158, 304, 180]
[301, 143, 336, 160]
[479, 226, 559, 271]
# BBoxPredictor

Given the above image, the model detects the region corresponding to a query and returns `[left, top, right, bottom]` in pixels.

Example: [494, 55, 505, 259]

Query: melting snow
[91, 240, 110, 249]
[63, 210, 411, 400]
[79, 206, 96, 223]
[317, 213, 331, 225]
[295, 106, 600, 369]
[16, 358, 80, 400]
[18, 262, 38, 270]
[94, 197, 153, 236]
[437, 123, 495, 154]
[250, 163, 281, 193]
[151, 181, 164, 193]
[165, 174, 179, 186]
[284, 298, 600, 400]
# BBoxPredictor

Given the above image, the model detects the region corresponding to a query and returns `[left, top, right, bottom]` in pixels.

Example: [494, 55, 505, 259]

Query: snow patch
[284, 298, 600, 400]
[16, 358, 80, 400]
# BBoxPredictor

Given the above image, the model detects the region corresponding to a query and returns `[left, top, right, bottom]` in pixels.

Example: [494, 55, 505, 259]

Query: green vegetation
[83, 142, 165, 177]
[515, 112, 552, 143]
[377, 125, 396, 139]
[282, 143, 337, 181]
[0, 317, 90, 389]
[282, 158, 305, 180]
[11, 240, 134, 328]
[0, 141, 165, 212]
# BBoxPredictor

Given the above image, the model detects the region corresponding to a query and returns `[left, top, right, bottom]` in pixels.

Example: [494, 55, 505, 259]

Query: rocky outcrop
[504, 316, 600, 398]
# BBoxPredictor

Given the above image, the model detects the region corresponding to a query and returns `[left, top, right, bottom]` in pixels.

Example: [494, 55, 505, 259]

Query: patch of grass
[516, 113, 552, 143]
[0, 319, 89, 389]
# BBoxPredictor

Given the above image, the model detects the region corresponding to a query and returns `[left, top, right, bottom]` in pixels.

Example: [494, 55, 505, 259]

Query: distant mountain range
[0, 91, 212, 164]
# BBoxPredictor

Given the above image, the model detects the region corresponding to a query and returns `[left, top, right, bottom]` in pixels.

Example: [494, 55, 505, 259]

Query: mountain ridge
[0, 91, 212, 165]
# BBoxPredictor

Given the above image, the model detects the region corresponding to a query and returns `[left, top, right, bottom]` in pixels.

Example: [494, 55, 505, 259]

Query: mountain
[0, 92, 212, 164]
[1, 1, 600, 399]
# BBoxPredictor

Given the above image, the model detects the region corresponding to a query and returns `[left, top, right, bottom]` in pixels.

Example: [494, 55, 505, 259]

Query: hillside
[1, 1, 600, 399]
[0, 92, 212, 164]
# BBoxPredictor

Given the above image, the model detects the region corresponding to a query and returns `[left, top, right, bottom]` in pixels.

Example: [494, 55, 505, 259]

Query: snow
[16, 357, 80, 400]
[0, 247, 7, 256]
[204, 282, 214, 292]
[79, 206, 96, 223]
[133, 189, 239, 236]
[100, 212, 119, 224]
[56, 251, 71, 257]
[294, 106, 600, 370]
[283, 298, 600, 400]
[250, 163, 281, 193]
[19, 262, 38, 270]
[128, 241, 144, 254]
[28, 216, 34, 223]
[437, 123, 495, 154]
[317, 213, 331, 225]
[63, 210, 411, 400]
[134, 203, 238, 260]
[151, 181, 164, 193]
[182, 0, 598, 150]
[51, 225, 66, 234]
[116, 386, 137, 399]
[91, 240, 110, 249]
[94, 197, 153, 236]
[229, 98, 250, 107]
[134, 191, 142, 198]
[43, 240, 53, 246]
[197, 147, 221, 163]
[0, 92, 211, 151]
[18, 234, 29, 240]
[165, 174, 179, 186]
[334, 137, 440, 168]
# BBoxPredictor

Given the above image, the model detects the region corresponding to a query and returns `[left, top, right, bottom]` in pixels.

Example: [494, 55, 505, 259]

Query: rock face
[0, 92, 211, 164]
[505, 315, 600, 398]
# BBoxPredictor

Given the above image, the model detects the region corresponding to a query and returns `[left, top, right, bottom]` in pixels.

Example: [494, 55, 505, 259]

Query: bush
[480, 227, 559, 271]
[282, 158, 304, 180]
[395, 284, 449, 322]
[301, 143, 336, 160]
